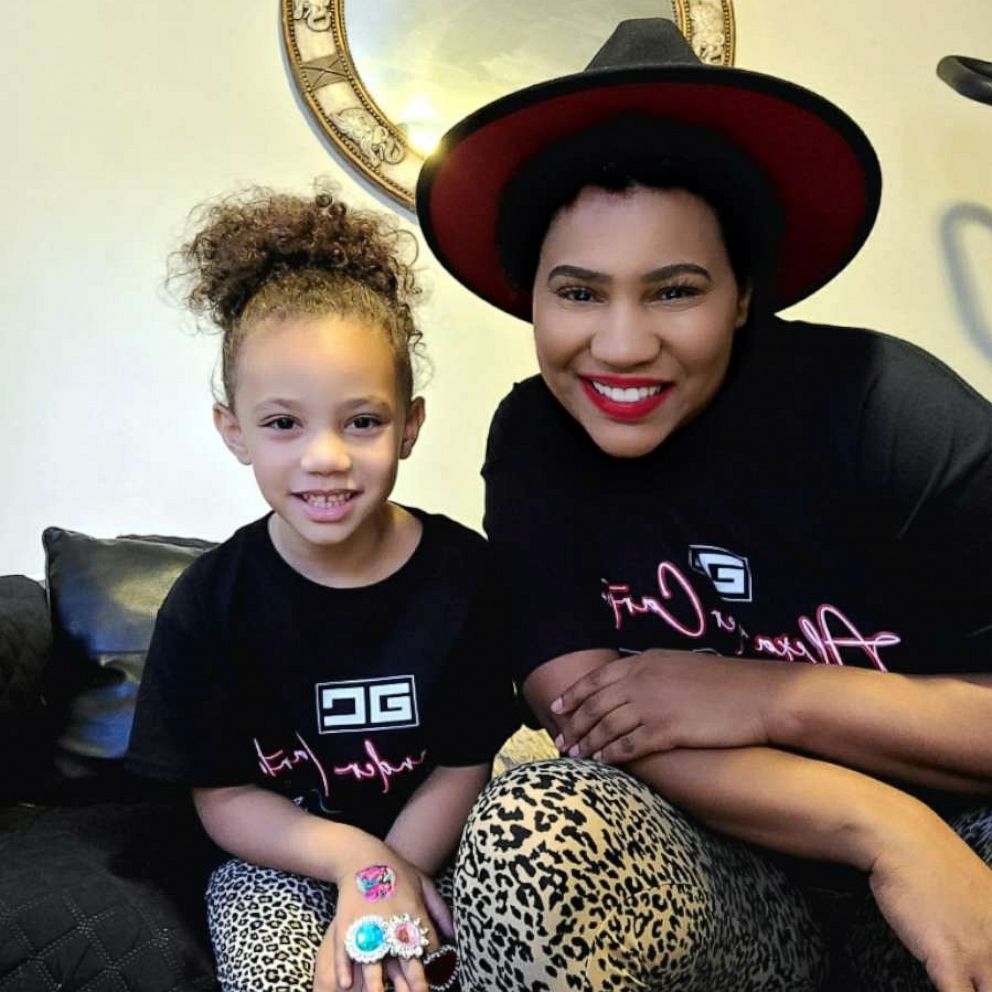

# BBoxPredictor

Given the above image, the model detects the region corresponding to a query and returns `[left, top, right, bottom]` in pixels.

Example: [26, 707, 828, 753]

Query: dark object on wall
[938, 55, 992, 105]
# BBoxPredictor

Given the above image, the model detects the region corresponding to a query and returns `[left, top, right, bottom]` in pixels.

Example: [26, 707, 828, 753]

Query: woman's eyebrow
[642, 263, 711, 282]
[546, 264, 609, 283]
[546, 262, 712, 283]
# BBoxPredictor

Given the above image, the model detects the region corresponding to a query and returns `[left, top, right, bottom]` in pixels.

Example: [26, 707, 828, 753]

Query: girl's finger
[399, 956, 429, 992]
[420, 876, 453, 938]
[360, 962, 385, 992]
[321, 924, 351, 991]
[384, 957, 412, 992]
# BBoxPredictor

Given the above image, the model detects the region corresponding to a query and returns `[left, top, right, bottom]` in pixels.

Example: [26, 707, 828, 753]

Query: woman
[416, 18, 992, 992]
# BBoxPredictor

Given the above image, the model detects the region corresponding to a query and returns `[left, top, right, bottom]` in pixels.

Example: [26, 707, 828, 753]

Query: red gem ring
[385, 913, 430, 959]
[424, 944, 459, 991]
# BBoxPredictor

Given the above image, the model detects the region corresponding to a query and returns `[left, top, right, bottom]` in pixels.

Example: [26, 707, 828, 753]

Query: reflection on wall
[345, 0, 676, 153]
[941, 204, 992, 362]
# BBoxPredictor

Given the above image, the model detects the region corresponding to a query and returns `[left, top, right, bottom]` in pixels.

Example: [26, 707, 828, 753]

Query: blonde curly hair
[171, 181, 424, 406]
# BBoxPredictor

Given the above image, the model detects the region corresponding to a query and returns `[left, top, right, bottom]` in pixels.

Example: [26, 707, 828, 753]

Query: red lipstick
[579, 375, 672, 421]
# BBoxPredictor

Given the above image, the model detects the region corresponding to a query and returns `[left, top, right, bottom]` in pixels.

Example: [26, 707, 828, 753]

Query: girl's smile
[295, 488, 359, 522]
[213, 314, 424, 584]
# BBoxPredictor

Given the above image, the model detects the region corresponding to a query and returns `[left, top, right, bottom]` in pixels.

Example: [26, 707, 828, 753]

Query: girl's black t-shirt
[127, 509, 516, 838]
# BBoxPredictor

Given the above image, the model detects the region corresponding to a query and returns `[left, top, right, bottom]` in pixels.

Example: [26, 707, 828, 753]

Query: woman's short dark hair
[496, 114, 784, 310]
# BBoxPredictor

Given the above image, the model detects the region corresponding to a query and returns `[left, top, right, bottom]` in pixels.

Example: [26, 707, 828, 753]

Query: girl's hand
[868, 807, 992, 992]
[552, 651, 780, 763]
[313, 840, 453, 992]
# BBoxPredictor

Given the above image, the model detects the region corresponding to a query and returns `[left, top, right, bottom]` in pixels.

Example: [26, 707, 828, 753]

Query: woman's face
[532, 185, 751, 458]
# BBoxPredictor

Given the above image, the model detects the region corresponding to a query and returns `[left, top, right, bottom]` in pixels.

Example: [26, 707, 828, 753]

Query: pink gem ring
[344, 915, 390, 964]
[385, 913, 430, 959]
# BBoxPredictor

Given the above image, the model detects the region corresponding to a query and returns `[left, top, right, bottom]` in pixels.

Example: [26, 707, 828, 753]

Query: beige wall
[3, 2, 991, 577]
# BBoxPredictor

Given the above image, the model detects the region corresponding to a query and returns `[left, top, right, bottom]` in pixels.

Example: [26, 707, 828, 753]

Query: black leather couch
[0, 528, 221, 991]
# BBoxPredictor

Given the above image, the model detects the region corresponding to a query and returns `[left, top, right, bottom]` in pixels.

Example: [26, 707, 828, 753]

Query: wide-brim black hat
[416, 18, 881, 320]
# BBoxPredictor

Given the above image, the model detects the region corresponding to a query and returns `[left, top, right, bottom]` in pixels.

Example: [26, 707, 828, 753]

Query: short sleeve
[125, 564, 258, 786]
[855, 339, 992, 667]
[483, 379, 615, 684]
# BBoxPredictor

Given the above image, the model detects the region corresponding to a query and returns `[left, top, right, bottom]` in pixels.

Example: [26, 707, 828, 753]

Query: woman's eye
[655, 283, 701, 302]
[264, 416, 298, 431]
[556, 285, 599, 303]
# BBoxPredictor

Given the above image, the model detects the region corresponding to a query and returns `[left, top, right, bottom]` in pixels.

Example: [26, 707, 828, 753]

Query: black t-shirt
[127, 509, 516, 838]
[484, 316, 992, 685]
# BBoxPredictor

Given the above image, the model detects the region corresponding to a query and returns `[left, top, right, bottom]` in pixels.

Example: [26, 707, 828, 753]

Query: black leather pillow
[43, 528, 210, 768]
[0, 576, 54, 800]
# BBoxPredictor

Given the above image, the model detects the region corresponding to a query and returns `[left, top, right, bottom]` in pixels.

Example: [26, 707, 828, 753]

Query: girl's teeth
[303, 493, 350, 508]
[591, 382, 663, 402]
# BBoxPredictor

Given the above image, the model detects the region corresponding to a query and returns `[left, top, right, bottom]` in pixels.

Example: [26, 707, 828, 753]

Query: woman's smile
[532, 184, 751, 458]
[579, 374, 674, 421]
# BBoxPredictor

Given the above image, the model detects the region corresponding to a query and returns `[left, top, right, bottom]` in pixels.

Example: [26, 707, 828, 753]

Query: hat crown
[585, 18, 702, 71]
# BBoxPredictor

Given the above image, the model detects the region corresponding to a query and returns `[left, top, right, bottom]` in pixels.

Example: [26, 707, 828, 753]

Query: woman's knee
[455, 759, 826, 991]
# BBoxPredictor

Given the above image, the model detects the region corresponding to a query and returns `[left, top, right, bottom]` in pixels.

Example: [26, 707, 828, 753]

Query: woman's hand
[313, 838, 453, 992]
[552, 650, 783, 762]
[868, 806, 992, 992]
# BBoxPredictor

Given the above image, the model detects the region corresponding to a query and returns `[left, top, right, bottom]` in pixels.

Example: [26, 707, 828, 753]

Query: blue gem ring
[344, 915, 390, 964]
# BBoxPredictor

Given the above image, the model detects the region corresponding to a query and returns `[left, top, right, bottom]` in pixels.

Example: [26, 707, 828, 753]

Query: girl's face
[532, 185, 751, 458]
[214, 314, 423, 574]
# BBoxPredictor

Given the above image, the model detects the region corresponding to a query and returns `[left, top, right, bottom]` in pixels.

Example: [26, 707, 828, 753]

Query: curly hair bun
[175, 181, 419, 330]
[171, 180, 424, 406]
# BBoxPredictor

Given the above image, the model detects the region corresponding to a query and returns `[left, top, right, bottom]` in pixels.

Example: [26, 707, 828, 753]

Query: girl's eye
[264, 416, 298, 431]
[350, 415, 382, 432]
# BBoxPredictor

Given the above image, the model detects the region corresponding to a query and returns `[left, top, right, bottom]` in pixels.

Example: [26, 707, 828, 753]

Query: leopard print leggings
[454, 759, 992, 992]
[206, 859, 454, 992]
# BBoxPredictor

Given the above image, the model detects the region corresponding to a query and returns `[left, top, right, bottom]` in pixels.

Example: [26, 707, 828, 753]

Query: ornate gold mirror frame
[283, 1, 736, 211]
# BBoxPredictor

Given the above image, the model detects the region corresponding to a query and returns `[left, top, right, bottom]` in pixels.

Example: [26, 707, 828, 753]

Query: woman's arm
[385, 764, 491, 875]
[549, 651, 992, 793]
[767, 664, 992, 791]
[623, 746, 992, 992]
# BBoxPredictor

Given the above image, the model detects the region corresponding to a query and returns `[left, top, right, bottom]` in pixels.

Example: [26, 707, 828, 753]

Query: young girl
[127, 184, 515, 992]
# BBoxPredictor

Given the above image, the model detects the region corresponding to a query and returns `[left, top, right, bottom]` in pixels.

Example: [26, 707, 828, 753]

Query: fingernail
[550, 697, 563, 714]
[553, 734, 564, 750]
[592, 750, 603, 762]
[567, 745, 580, 757]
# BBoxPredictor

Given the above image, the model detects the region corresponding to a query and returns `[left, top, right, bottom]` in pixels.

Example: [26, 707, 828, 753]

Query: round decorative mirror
[283, 1, 736, 210]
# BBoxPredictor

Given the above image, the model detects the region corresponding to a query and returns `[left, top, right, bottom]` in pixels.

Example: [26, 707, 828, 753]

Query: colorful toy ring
[385, 913, 430, 959]
[344, 915, 390, 964]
